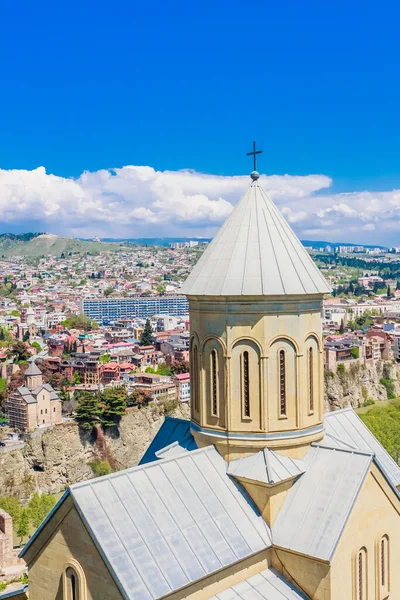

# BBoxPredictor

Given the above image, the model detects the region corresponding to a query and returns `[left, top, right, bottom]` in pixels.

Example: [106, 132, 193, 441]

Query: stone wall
[325, 360, 400, 410]
[0, 403, 190, 499]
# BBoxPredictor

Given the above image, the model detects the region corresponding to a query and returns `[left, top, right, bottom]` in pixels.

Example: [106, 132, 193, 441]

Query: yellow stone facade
[189, 295, 325, 460]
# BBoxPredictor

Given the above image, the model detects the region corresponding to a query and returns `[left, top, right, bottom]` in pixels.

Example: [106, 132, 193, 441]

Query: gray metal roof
[228, 449, 305, 486]
[71, 445, 271, 600]
[155, 441, 189, 460]
[324, 407, 400, 488]
[208, 568, 308, 600]
[17, 386, 31, 396]
[24, 362, 42, 376]
[181, 181, 331, 297]
[272, 445, 372, 561]
[139, 417, 197, 465]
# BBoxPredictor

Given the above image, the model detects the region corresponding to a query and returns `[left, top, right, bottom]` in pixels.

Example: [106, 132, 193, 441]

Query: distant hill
[0, 233, 122, 258]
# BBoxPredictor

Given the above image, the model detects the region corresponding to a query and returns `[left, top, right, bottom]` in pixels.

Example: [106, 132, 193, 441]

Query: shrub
[380, 378, 396, 400]
[350, 347, 359, 359]
[336, 363, 345, 375]
[89, 460, 112, 477]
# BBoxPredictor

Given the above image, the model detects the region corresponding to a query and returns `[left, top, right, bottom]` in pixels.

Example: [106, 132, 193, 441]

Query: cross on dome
[246, 141, 262, 180]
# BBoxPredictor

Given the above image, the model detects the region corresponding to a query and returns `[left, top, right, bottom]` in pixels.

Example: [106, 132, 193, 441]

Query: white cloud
[0, 165, 399, 245]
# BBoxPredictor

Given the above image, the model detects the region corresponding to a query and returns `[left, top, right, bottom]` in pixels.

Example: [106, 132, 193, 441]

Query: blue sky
[1, 0, 400, 243]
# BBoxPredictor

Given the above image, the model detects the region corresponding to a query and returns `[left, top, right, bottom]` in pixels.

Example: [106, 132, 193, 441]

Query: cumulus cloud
[0, 165, 399, 244]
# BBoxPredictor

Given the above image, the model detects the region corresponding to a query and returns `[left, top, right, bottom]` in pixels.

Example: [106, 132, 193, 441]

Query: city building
[6, 362, 62, 432]
[172, 372, 190, 402]
[81, 295, 189, 321]
[19, 174, 400, 599]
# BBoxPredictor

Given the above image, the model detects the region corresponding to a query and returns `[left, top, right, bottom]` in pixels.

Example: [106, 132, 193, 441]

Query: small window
[41, 410, 43, 415]
[211, 350, 218, 416]
[379, 535, 390, 598]
[54, 407, 56, 412]
[193, 346, 199, 412]
[45, 409, 48, 414]
[309, 347, 314, 413]
[356, 547, 367, 600]
[64, 566, 82, 600]
[242, 351, 250, 417]
[279, 350, 286, 416]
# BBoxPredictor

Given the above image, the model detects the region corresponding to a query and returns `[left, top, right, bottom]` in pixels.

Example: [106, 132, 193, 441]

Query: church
[17, 167, 400, 600]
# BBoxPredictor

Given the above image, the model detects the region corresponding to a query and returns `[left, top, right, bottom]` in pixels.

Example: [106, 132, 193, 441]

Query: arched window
[63, 563, 87, 600]
[193, 345, 199, 412]
[211, 349, 218, 416]
[242, 351, 250, 417]
[356, 547, 367, 600]
[309, 347, 314, 413]
[279, 350, 286, 416]
[379, 535, 390, 598]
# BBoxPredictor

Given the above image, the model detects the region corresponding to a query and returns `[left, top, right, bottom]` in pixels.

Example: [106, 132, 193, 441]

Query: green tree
[30, 341, 41, 353]
[387, 284, 391, 298]
[350, 347, 359, 359]
[0, 496, 21, 522]
[100, 388, 126, 427]
[23, 331, 30, 342]
[73, 371, 81, 384]
[16, 508, 30, 545]
[75, 392, 102, 431]
[8, 341, 31, 363]
[140, 319, 153, 346]
[99, 353, 111, 364]
[103, 286, 114, 297]
[157, 362, 172, 376]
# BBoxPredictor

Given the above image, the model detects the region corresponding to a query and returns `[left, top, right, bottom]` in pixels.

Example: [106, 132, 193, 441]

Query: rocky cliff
[325, 361, 400, 410]
[0, 404, 190, 499]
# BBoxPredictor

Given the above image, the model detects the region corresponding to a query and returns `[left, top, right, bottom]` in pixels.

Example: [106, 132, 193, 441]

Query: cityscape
[1, 0, 400, 598]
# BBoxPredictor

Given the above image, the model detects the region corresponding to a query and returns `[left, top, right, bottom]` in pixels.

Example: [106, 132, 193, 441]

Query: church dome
[181, 179, 331, 297]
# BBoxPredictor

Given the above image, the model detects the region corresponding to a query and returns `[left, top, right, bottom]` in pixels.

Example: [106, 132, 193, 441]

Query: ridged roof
[228, 448, 305, 486]
[181, 180, 331, 297]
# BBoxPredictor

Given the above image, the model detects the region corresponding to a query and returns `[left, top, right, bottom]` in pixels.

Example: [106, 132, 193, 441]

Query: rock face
[0, 404, 190, 499]
[325, 361, 400, 411]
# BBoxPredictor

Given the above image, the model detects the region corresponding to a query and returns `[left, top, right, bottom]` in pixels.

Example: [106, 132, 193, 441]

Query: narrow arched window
[279, 350, 286, 416]
[357, 547, 367, 600]
[211, 350, 218, 416]
[65, 567, 79, 600]
[309, 347, 314, 413]
[193, 346, 199, 412]
[242, 351, 250, 417]
[380, 535, 389, 597]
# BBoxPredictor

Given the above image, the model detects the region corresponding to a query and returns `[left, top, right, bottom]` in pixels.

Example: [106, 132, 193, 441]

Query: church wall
[26, 499, 124, 600]
[188, 296, 325, 457]
[172, 550, 271, 600]
[36, 389, 52, 426]
[270, 548, 331, 600]
[27, 403, 37, 431]
[330, 464, 400, 600]
[52, 399, 63, 424]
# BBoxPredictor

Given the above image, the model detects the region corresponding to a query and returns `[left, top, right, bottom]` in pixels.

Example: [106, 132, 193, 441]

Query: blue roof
[139, 417, 196, 465]
[0, 585, 28, 599]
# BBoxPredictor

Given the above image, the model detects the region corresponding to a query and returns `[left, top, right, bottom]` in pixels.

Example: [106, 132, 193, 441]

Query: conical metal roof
[25, 361, 42, 376]
[181, 180, 331, 296]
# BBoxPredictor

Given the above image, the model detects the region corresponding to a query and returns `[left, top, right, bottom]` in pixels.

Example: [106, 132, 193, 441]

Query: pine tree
[387, 285, 391, 298]
[140, 319, 153, 346]
[75, 392, 102, 431]
[100, 388, 126, 428]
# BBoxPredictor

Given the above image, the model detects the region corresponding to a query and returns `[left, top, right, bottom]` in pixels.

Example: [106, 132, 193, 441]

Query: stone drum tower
[182, 167, 331, 460]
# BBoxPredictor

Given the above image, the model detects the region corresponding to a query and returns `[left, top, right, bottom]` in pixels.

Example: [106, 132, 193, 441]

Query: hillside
[0, 233, 122, 258]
